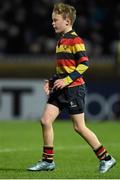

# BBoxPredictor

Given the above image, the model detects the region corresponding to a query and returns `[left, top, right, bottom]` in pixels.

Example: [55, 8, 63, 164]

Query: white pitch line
[0, 148, 31, 153]
[0, 145, 88, 153]
[0, 142, 119, 153]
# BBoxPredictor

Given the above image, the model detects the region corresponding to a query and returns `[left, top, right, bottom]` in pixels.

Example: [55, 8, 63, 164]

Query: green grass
[0, 120, 120, 179]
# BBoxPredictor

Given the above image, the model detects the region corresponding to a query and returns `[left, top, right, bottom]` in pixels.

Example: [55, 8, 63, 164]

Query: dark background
[0, 0, 120, 120]
[0, 0, 119, 56]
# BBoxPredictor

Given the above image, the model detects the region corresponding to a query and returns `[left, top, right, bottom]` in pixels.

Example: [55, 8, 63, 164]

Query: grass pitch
[0, 120, 120, 179]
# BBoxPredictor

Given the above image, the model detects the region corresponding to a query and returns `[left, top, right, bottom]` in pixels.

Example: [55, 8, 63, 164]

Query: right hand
[43, 80, 50, 95]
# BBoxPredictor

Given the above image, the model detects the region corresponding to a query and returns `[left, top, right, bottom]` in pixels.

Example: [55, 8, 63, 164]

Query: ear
[66, 18, 70, 26]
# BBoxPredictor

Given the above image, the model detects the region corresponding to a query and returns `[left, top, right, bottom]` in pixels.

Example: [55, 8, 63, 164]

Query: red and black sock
[42, 146, 54, 163]
[94, 145, 111, 161]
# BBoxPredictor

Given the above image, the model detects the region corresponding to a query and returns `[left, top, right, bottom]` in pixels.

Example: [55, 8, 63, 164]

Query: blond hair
[53, 3, 76, 25]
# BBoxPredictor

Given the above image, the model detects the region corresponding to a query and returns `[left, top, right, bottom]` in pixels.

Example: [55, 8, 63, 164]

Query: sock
[94, 145, 111, 161]
[42, 146, 54, 163]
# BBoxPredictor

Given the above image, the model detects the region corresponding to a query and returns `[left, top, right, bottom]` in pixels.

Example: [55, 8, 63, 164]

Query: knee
[74, 125, 80, 133]
[74, 124, 86, 134]
[40, 116, 52, 127]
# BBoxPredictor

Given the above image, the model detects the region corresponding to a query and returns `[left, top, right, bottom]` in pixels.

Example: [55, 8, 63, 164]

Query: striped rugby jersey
[56, 30, 89, 87]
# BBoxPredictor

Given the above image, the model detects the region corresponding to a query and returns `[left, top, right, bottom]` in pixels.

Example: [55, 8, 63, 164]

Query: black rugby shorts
[47, 84, 86, 114]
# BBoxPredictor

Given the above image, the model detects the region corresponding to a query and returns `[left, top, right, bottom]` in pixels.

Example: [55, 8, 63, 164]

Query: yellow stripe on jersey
[72, 44, 86, 53]
[56, 66, 76, 74]
[76, 64, 88, 74]
[56, 43, 85, 54]
[62, 64, 88, 86]
[56, 45, 72, 53]
[63, 75, 73, 85]
[71, 32, 77, 36]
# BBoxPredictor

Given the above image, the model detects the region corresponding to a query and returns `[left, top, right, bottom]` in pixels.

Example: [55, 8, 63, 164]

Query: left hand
[53, 79, 66, 89]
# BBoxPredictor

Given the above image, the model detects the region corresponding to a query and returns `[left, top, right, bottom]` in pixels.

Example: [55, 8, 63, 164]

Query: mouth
[53, 26, 60, 33]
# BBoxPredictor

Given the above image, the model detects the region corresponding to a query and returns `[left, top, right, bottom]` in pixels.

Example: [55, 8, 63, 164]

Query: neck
[63, 27, 72, 35]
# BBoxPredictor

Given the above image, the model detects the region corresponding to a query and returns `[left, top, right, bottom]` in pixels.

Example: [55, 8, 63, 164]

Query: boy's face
[52, 12, 71, 34]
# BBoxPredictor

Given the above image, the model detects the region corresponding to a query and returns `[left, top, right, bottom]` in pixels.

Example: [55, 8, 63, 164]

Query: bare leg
[40, 103, 60, 146]
[71, 113, 101, 149]
[27, 103, 59, 171]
